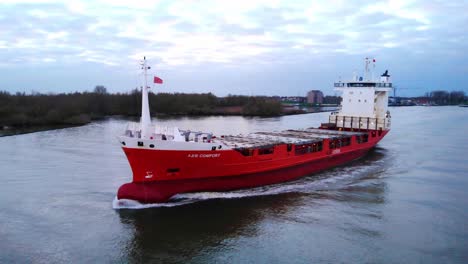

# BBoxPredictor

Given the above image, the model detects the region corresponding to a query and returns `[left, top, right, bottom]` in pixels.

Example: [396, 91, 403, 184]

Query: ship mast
[140, 57, 151, 139]
[364, 57, 371, 81]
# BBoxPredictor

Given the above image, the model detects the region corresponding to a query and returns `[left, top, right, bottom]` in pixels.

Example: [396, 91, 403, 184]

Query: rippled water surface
[1, 107, 467, 263]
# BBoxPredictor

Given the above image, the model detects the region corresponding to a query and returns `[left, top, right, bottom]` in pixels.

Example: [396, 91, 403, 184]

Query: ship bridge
[330, 58, 392, 131]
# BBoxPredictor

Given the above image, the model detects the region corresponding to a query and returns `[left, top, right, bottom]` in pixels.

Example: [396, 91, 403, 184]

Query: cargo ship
[116, 57, 392, 204]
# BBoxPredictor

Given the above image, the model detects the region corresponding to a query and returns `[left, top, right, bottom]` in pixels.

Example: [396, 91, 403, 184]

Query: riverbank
[0, 91, 283, 126]
[0, 91, 300, 136]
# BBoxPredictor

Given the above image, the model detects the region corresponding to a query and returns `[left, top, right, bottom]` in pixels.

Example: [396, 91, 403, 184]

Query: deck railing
[124, 122, 212, 142]
[329, 115, 391, 130]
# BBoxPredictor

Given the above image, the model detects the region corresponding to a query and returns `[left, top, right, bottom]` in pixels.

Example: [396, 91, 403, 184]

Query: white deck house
[330, 58, 392, 130]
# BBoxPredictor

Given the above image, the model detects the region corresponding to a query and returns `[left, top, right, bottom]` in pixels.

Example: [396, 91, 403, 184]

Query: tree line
[424, 90, 466, 105]
[0, 86, 283, 128]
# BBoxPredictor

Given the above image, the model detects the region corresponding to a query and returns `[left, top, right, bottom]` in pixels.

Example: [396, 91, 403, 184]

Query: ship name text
[187, 153, 221, 158]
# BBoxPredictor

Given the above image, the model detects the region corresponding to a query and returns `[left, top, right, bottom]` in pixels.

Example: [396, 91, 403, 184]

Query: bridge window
[347, 82, 376, 87]
[376, 83, 393, 88]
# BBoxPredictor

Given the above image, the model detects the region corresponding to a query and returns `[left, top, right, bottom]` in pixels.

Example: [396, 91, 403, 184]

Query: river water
[0, 106, 467, 263]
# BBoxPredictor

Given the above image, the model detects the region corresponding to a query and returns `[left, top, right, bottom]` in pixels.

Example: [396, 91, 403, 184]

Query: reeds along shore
[0, 89, 287, 128]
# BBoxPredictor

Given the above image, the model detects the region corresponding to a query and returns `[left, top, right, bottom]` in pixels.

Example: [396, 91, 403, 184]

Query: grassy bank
[0, 90, 293, 130]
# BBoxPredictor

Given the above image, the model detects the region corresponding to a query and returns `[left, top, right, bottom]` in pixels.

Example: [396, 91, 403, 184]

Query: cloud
[1, 0, 467, 67]
[0, 0, 467, 95]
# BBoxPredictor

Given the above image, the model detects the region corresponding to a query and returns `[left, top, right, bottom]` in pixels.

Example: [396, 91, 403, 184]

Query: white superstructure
[330, 58, 392, 130]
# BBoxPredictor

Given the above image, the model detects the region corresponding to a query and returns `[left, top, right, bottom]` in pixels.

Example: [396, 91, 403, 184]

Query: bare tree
[93, 85, 107, 94]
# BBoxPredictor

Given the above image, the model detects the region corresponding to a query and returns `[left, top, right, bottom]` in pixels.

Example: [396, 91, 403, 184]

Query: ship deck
[214, 128, 366, 149]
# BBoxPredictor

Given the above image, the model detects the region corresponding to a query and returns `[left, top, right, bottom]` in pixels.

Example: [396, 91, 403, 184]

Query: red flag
[153, 76, 163, 84]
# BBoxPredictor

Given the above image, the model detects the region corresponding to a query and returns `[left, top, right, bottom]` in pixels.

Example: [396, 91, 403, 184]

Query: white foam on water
[113, 162, 382, 210]
[112, 197, 194, 209]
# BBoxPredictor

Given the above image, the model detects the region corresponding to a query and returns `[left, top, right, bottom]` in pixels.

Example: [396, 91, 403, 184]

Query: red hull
[117, 129, 388, 203]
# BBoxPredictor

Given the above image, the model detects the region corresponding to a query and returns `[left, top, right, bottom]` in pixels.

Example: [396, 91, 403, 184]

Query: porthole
[149, 144, 155, 148]
[121, 141, 126, 146]
[218, 145, 222, 149]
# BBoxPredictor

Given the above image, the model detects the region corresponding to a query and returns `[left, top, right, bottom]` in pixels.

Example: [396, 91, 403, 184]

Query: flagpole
[140, 57, 152, 139]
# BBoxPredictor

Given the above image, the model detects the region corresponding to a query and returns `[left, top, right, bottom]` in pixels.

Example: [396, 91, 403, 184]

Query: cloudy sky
[1, 0, 467, 97]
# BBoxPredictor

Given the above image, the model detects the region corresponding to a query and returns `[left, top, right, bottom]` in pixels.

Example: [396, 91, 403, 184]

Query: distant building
[307, 90, 324, 104]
